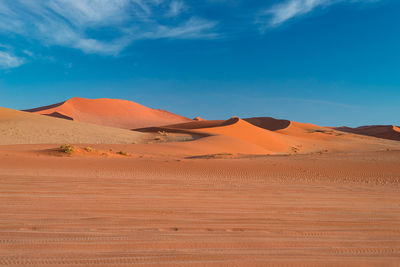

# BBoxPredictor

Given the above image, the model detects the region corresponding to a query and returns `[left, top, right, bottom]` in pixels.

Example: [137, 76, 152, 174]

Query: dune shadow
[244, 117, 290, 131]
[157, 117, 240, 130]
[43, 112, 73, 120]
[22, 101, 65, 112]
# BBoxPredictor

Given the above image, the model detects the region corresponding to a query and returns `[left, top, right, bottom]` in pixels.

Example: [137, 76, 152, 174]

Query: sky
[0, 0, 399, 126]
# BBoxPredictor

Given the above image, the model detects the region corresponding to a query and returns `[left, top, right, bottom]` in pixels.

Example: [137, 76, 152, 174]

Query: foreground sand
[1, 146, 399, 266]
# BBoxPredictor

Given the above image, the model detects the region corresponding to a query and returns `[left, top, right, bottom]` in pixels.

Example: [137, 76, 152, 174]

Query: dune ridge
[24, 97, 192, 129]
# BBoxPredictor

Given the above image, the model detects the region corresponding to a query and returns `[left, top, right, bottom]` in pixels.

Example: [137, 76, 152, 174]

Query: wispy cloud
[145, 17, 218, 39]
[257, 0, 378, 28]
[167, 0, 186, 17]
[0, 0, 218, 58]
[0, 51, 24, 69]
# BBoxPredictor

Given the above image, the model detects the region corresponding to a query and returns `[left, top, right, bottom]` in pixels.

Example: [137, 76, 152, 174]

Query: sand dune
[134, 117, 400, 156]
[335, 125, 400, 141]
[136, 117, 293, 154]
[0, 107, 146, 145]
[188, 117, 295, 153]
[3, 101, 400, 155]
[24, 97, 192, 129]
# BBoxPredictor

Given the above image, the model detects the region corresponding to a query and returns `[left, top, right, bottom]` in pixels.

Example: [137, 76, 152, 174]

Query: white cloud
[0, 0, 218, 56]
[167, 1, 186, 17]
[143, 17, 218, 39]
[0, 51, 24, 69]
[258, 0, 379, 28]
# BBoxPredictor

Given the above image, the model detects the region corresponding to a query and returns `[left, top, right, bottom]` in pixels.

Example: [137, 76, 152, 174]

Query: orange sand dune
[138, 117, 295, 154]
[191, 118, 296, 153]
[148, 117, 400, 155]
[335, 125, 400, 141]
[0, 107, 146, 145]
[4, 102, 400, 156]
[24, 97, 192, 129]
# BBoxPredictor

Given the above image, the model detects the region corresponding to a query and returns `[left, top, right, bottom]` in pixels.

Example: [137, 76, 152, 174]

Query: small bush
[84, 146, 93, 152]
[60, 144, 74, 154]
[117, 151, 128, 156]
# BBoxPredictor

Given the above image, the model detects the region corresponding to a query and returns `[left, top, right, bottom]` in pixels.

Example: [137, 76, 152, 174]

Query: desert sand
[24, 97, 192, 129]
[0, 147, 400, 266]
[1, 100, 400, 266]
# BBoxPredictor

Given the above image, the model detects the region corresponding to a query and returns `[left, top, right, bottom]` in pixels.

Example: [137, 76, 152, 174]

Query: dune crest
[24, 97, 192, 129]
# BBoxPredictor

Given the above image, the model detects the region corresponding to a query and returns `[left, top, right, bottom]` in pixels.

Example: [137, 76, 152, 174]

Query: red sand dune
[24, 97, 192, 129]
[335, 125, 400, 141]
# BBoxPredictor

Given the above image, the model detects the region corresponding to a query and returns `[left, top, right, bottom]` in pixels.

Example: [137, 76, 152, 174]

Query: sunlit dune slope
[0, 107, 146, 145]
[190, 117, 295, 152]
[150, 117, 295, 153]
[24, 97, 192, 129]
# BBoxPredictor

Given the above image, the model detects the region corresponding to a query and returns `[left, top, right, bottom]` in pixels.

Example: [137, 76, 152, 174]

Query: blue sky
[0, 0, 399, 126]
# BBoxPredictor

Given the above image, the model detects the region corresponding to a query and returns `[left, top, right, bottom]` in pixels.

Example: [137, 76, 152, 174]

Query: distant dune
[0, 107, 146, 145]
[24, 97, 192, 129]
[136, 116, 400, 155]
[1, 98, 399, 155]
[335, 125, 400, 141]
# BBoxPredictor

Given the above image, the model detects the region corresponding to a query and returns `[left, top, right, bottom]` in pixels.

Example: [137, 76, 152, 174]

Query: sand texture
[0, 147, 399, 266]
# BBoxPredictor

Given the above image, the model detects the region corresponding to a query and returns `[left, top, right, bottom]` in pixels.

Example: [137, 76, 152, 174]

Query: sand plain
[0, 146, 400, 266]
